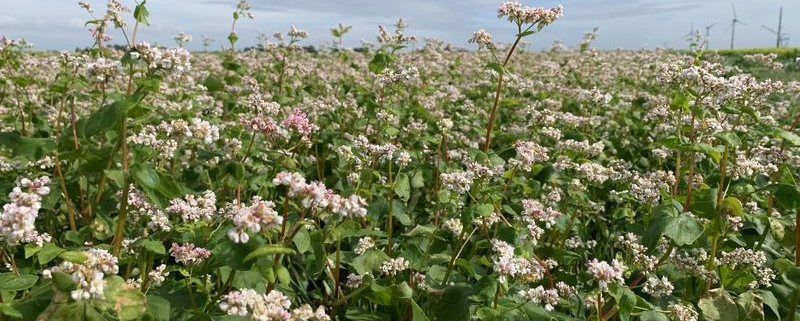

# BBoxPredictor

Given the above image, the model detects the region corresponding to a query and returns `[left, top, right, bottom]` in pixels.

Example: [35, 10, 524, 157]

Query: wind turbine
[705, 23, 716, 49]
[761, 7, 788, 48]
[683, 22, 695, 41]
[728, 3, 747, 49]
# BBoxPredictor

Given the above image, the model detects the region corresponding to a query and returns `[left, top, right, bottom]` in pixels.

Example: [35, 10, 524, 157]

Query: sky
[0, 0, 797, 51]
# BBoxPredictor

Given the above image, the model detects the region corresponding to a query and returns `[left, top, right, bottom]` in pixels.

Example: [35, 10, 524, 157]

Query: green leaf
[59, 251, 88, 264]
[13, 137, 56, 160]
[762, 184, 800, 210]
[104, 169, 125, 189]
[485, 62, 504, 74]
[52, 271, 75, 292]
[767, 126, 800, 146]
[101, 276, 147, 321]
[757, 290, 781, 321]
[411, 170, 425, 188]
[781, 265, 800, 290]
[410, 299, 430, 321]
[698, 288, 739, 321]
[392, 199, 411, 226]
[275, 265, 291, 285]
[517, 30, 535, 37]
[140, 239, 166, 255]
[720, 197, 744, 218]
[38, 243, 65, 265]
[0, 274, 38, 291]
[243, 245, 296, 263]
[131, 164, 160, 189]
[226, 162, 245, 181]
[155, 172, 183, 198]
[736, 291, 764, 321]
[394, 172, 411, 202]
[670, 91, 690, 112]
[350, 249, 390, 275]
[639, 310, 670, 321]
[133, 1, 150, 26]
[609, 283, 636, 321]
[433, 285, 472, 321]
[664, 213, 704, 246]
[231, 270, 267, 292]
[368, 52, 392, 74]
[690, 187, 718, 219]
[0, 303, 22, 318]
[85, 100, 129, 138]
[146, 295, 170, 321]
[713, 131, 741, 147]
[689, 142, 723, 163]
[474, 203, 495, 217]
[643, 202, 679, 253]
[293, 227, 311, 254]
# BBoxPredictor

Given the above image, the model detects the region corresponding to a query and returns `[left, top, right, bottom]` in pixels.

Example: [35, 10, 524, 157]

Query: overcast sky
[1, 0, 797, 51]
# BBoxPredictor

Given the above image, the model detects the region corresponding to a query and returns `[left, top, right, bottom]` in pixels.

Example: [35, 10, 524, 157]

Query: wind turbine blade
[731, 3, 737, 18]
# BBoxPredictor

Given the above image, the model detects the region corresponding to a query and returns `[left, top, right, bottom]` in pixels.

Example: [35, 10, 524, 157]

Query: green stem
[441, 227, 478, 286]
[111, 114, 130, 257]
[482, 27, 527, 153]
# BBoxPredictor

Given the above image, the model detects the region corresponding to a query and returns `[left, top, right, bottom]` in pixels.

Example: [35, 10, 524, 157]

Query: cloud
[0, 15, 18, 26]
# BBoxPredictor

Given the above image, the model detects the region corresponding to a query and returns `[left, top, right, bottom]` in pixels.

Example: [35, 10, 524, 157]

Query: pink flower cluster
[586, 258, 625, 292]
[170, 242, 212, 265]
[282, 108, 318, 143]
[272, 171, 367, 218]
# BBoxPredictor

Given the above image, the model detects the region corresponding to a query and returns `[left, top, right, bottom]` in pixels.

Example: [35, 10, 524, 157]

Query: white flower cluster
[380, 257, 410, 276]
[718, 248, 774, 288]
[668, 303, 698, 321]
[272, 171, 367, 218]
[124, 185, 171, 232]
[628, 170, 675, 205]
[187, 118, 221, 145]
[0, 176, 51, 247]
[375, 66, 420, 88]
[86, 57, 121, 82]
[228, 196, 283, 244]
[490, 239, 545, 284]
[132, 41, 192, 75]
[166, 190, 217, 223]
[496, 2, 564, 26]
[510, 141, 549, 171]
[43, 248, 119, 301]
[518, 286, 559, 311]
[442, 218, 463, 237]
[615, 233, 658, 272]
[219, 288, 330, 321]
[350, 135, 398, 164]
[586, 258, 625, 292]
[440, 171, 475, 194]
[642, 276, 674, 297]
[354, 237, 375, 255]
[557, 139, 604, 156]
